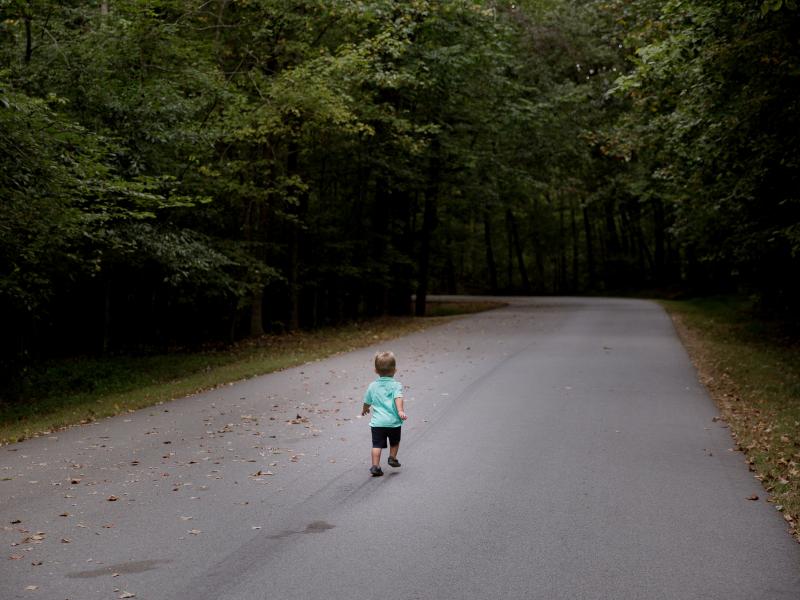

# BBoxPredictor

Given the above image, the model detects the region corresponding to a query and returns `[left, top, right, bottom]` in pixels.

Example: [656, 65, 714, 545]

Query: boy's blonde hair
[374, 351, 396, 376]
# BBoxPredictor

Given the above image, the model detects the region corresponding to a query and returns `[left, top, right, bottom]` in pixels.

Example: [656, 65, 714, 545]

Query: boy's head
[374, 351, 396, 377]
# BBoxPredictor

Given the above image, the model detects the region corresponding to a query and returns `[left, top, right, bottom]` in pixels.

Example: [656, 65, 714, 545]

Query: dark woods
[1, 1, 798, 382]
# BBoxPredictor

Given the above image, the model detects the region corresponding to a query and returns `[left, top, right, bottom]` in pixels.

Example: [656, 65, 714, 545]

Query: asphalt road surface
[2, 297, 799, 600]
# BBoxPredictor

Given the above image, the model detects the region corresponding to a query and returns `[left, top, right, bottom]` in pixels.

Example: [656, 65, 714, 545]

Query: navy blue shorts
[371, 426, 401, 448]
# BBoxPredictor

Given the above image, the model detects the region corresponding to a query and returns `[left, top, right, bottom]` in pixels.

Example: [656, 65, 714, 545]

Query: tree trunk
[445, 238, 457, 295]
[250, 288, 264, 337]
[415, 146, 441, 316]
[388, 189, 414, 316]
[24, 8, 32, 64]
[371, 176, 390, 315]
[286, 140, 307, 330]
[583, 204, 595, 290]
[507, 208, 531, 293]
[100, 1, 110, 16]
[604, 197, 620, 253]
[288, 229, 300, 330]
[483, 206, 498, 293]
[571, 201, 579, 292]
[102, 280, 112, 355]
[603, 197, 620, 288]
[415, 188, 436, 317]
[506, 210, 513, 290]
[215, 0, 227, 45]
[530, 198, 545, 290]
[652, 198, 666, 285]
[558, 196, 567, 292]
[243, 160, 268, 336]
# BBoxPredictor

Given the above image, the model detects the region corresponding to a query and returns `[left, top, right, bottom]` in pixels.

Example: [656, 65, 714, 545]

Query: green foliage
[609, 0, 800, 307]
[1, 0, 797, 389]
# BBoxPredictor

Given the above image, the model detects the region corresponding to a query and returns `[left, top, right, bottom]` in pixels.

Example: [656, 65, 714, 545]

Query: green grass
[0, 301, 503, 445]
[662, 296, 800, 541]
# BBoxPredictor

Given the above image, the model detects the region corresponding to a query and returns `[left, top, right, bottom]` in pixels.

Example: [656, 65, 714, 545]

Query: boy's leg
[387, 445, 401, 468]
[370, 446, 384, 477]
[388, 428, 401, 459]
[370, 427, 383, 466]
[387, 427, 401, 467]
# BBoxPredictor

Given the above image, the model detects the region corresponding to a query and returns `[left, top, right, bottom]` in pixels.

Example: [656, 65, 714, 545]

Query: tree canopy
[1, 0, 798, 380]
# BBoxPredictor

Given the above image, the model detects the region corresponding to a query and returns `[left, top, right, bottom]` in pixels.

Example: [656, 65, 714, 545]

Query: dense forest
[2, 0, 798, 377]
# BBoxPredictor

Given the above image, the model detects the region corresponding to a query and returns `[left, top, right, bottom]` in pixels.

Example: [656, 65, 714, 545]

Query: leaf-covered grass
[0, 302, 502, 445]
[662, 296, 800, 542]
[424, 300, 507, 317]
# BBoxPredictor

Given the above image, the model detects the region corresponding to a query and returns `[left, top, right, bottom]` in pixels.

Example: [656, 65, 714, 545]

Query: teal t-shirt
[364, 376, 404, 428]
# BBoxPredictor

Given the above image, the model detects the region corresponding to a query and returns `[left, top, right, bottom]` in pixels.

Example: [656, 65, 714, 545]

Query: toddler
[361, 351, 407, 476]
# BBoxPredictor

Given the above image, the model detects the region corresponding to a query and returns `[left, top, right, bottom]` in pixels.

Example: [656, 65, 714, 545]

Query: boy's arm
[361, 386, 372, 416]
[395, 396, 407, 420]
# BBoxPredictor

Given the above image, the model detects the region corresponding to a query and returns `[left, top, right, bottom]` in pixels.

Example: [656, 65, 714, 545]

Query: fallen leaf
[9, 555, 23, 560]
[119, 593, 136, 599]
[747, 494, 759, 501]
[187, 529, 201, 535]
[107, 496, 119, 502]
[25, 585, 38, 591]
[60, 538, 71, 544]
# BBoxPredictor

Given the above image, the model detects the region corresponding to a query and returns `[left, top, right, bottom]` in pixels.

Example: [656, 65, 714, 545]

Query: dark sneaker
[387, 456, 401, 468]
[370, 465, 384, 477]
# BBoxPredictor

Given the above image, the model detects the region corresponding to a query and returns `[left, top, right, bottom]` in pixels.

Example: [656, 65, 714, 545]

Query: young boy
[361, 351, 407, 477]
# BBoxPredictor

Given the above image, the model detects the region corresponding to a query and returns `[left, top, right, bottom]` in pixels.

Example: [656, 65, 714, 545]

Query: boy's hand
[361, 405, 370, 416]
[398, 411, 407, 421]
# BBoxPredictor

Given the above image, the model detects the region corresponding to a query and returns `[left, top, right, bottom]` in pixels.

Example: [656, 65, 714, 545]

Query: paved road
[2, 297, 799, 600]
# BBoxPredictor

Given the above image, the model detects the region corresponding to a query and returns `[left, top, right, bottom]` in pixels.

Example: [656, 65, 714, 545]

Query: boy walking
[361, 351, 407, 477]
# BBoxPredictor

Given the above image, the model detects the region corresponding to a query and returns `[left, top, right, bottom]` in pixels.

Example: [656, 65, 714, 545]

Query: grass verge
[662, 296, 800, 542]
[424, 300, 507, 317]
[0, 301, 504, 445]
